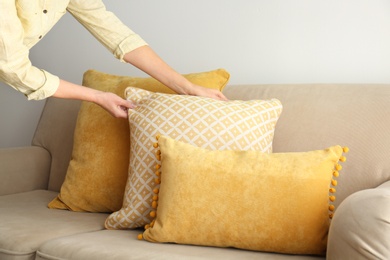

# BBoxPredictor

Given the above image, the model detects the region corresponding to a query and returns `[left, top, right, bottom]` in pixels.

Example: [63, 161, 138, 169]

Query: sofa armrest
[0, 146, 51, 196]
[327, 181, 390, 259]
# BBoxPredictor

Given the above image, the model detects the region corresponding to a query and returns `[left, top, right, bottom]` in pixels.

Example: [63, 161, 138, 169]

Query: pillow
[48, 69, 230, 212]
[140, 136, 349, 255]
[105, 87, 283, 229]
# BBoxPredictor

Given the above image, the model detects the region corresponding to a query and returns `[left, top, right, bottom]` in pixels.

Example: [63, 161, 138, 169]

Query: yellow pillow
[48, 69, 230, 212]
[105, 87, 283, 229]
[141, 136, 348, 256]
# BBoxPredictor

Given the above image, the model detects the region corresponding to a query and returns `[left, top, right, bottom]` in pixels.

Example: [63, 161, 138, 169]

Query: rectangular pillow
[140, 136, 348, 255]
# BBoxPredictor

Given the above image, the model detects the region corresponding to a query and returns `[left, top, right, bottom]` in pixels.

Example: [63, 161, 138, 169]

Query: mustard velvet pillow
[105, 87, 283, 229]
[141, 136, 348, 256]
[48, 69, 230, 212]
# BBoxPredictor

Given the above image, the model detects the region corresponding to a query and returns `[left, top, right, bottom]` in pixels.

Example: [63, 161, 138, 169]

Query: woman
[0, 0, 227, 119]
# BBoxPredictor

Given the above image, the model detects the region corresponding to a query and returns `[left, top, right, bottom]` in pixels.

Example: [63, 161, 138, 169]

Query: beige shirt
[0, 0, 147, 100]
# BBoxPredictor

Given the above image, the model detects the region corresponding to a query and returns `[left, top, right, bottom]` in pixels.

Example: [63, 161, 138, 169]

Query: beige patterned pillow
[105, 87, 283, 229]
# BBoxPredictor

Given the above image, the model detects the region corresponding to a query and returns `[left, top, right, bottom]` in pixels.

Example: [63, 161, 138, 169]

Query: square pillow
[105, 87, 283, 229]
[140, 136, 348, 255]
[48, 69, 230, 212]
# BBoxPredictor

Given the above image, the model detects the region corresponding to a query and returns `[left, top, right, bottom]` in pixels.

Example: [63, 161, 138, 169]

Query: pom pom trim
[328, 146, 349, 219]
[138, 134, 163, 240]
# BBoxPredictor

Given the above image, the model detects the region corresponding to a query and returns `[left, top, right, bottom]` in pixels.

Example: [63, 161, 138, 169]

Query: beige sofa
[1, 83, 389, 260]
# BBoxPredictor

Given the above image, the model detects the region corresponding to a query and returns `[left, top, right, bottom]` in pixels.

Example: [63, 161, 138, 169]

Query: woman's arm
[123, 46, 228, 101]
[53, 80, 135, 118]
[67, 0, 228, 101]
[53, 46, 228, 119]
[0, 0, 132, 118]
[0, 0, 59, 100]
[67, 0, 147, 61]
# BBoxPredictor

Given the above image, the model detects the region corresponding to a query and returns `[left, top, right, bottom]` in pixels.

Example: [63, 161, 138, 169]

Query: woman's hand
[53, 79, 135, 119]
[123, 46, 229, 101]
[187, 84, 229, 101]
[94, 91, 136, 118]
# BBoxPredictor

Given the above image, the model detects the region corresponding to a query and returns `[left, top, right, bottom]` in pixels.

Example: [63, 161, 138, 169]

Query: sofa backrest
[224, 84, 390, 206]
[32, 98, 81, 192]
[32, 84, 390, 207]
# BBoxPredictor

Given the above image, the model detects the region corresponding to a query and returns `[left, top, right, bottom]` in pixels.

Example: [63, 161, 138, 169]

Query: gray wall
[1, 0, 390, 148]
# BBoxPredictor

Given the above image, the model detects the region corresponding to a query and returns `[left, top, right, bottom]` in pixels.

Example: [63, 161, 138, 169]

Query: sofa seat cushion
[35, 229, 324, 260]
[0, 190, 108, 260]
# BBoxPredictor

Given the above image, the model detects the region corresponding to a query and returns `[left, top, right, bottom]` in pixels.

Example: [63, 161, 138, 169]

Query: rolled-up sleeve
[0, 0, 60, 100]
[67, 0, 148, 62]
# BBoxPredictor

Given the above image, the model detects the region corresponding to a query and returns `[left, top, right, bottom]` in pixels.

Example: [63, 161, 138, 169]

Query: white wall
[1, 0, 390, 147]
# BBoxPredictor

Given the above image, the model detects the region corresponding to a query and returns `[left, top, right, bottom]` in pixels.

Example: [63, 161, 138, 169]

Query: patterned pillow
[105, 87, 283, 229]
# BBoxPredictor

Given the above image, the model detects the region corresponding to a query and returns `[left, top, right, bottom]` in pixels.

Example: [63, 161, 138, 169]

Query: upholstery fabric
[47, 69, 230, 213]
[32, 98, 81, 192]
[35, 230, 321, 260]
[105, 87, 283, 229]
[0, 146, 50, 196]
[327, 181, 390, 259]
[141, 136, 346, 255]
[0, 190, 108, 260]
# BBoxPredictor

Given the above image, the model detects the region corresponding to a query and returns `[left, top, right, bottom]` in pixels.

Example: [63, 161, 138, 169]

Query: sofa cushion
[105, 87, 283, 229]
[0, 146, 51, 196]
[0, 190, 108, 260]
[48, 69, 230, 213]
[141, 136, 347, 255]
[35, 229, 323, 260]
[327, 182, 390, 259]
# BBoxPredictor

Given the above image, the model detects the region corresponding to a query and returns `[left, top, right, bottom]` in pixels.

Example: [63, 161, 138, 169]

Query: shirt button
[39, 35, 42, 39]
[43, 10, 48, 14]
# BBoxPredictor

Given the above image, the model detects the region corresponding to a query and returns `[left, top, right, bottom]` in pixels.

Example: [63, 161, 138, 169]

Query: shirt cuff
[26, 70, 60, 100]
[115, 34, 148, 62]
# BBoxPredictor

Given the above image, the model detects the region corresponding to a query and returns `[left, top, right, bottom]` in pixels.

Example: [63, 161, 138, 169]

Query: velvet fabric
[48, 69, 230, 212]
[142, 136, 346, 255]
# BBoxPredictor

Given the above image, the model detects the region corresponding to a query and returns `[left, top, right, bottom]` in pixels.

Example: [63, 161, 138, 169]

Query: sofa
[1, 76, 389, 259]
